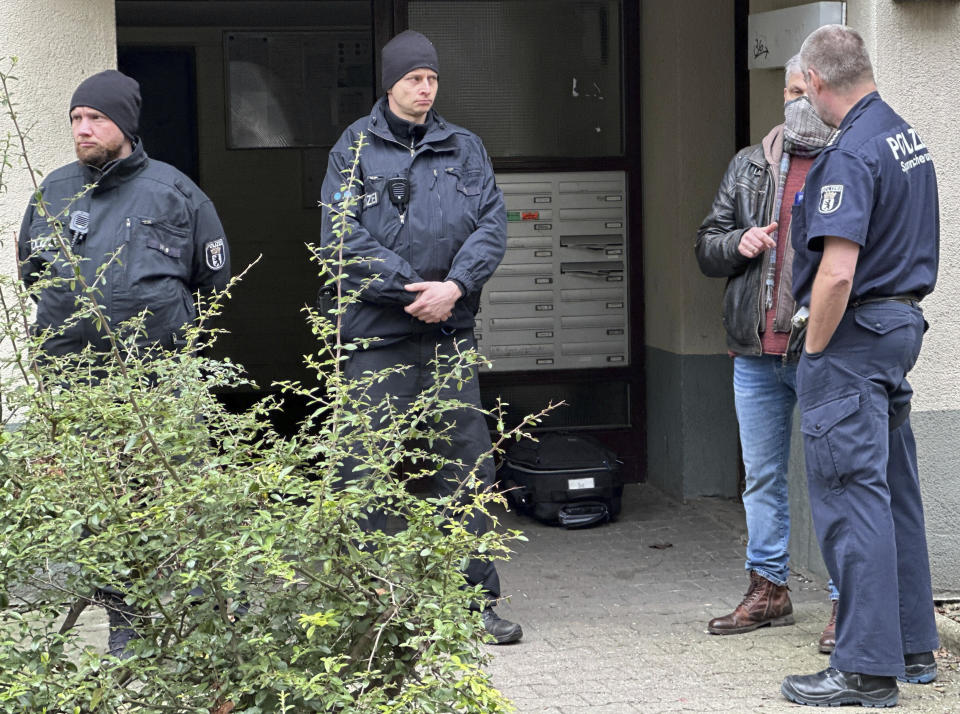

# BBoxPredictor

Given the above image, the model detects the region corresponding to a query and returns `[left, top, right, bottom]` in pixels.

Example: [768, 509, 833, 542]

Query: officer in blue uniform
[780, 25, 940, 708]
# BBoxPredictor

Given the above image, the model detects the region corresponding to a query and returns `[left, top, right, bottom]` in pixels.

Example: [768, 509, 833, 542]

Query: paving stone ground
[486, 483, 960, 713]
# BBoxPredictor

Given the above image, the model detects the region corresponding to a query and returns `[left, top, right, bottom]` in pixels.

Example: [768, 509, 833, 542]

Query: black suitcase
[498, 431, 623, 528]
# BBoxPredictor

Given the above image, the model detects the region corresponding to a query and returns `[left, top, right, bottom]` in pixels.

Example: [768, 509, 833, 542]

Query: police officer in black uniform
[320, 31, 521, 644]
[780, 25, 939, 707]
[19, 70, 231, 658]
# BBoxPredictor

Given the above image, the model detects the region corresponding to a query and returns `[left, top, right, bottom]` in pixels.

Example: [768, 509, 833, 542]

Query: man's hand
[404, 281, 462, 323]
[738, 222, 778, 258]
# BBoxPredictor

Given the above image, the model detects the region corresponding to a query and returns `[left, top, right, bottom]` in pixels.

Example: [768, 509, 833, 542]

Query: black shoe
[105, 602, 141, 660]
[781, 667, 898, 708]
[481, 607, 522, 644]
[900, 651, 937, 684]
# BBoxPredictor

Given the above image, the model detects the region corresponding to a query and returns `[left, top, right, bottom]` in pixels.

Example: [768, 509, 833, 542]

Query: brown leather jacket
[695, 125, 798, 357]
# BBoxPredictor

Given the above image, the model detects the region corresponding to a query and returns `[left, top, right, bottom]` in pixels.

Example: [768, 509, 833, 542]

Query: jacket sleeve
[189, 198, 231, 293]
[320, 134, 422, 306]
[17, 191, 51, 291]
[444, 149, 506, 295]
[18, 199, 38, 288]
[695, 153, 754, 278]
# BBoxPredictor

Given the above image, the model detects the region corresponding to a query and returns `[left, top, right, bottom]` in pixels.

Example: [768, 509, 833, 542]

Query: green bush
[0, 59, 545, 713]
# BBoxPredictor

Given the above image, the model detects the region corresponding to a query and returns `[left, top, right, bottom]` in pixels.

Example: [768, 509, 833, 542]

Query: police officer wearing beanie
[320, 31, 520, 644]
[20, 70, 230, 357]
[18, 70, 231, 656]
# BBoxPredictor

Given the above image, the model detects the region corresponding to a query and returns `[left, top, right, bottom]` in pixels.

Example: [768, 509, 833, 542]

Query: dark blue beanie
[69, 70, 141, 141]
[381, 30, 439, 92]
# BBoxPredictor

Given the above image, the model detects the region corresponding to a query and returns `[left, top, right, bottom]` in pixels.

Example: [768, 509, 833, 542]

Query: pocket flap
[447, 166, 482, 196]
[801, 393, 860, 437]
[146, 236, 182, 258]
[853, 308, 913, 335]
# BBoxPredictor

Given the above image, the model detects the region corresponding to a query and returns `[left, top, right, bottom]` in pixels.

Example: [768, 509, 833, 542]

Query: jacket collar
[82, 138, 148, 193]
[366, 97, 460, 149]
[761, 123, 785, 183]
[836, 91, 880, 135]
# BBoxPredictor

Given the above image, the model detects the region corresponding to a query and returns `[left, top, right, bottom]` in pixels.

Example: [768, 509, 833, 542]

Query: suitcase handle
[558, 502, 609, 529]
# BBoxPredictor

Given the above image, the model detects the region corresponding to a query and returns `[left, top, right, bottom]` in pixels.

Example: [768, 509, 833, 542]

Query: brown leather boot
[819, 599, 838, 653]
[708, 571, 794, 634]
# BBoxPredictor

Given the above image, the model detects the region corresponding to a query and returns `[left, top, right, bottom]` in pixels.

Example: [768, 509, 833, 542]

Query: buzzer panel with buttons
[477, 171, 629, 372]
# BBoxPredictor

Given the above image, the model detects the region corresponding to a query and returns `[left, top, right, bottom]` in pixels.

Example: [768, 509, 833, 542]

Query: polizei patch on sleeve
[205, 238, 226, 270]
[818, 184, 844, 214]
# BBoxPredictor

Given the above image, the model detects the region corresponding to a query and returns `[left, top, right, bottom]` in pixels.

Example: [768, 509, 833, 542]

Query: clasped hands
[404, 280, 462, 323]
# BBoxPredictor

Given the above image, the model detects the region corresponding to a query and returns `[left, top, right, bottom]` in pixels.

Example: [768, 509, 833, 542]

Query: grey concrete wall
[911, 410, 960, 599]
[645, 348, 740, 501]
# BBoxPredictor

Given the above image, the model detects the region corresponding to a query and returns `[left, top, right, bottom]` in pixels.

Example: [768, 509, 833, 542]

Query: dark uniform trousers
[340, 328, 501, 601]
[797, 301, 939, 676]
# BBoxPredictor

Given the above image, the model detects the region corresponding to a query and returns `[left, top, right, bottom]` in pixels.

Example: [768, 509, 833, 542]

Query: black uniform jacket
[19, 141, 230, 355]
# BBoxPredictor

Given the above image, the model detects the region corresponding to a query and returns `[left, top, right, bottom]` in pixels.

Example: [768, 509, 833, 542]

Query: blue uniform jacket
[320, 99, 507, 344]
[791, 92, 939, 306]
[19, 141, 230, 355]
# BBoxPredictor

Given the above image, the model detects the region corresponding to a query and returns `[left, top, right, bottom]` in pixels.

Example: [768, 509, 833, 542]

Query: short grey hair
[784, 54, 803, 86]
[800, 24, 874, 91]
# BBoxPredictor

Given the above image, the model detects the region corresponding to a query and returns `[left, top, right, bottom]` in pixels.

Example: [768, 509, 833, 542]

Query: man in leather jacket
[320, 31, 520, 645]
[695, 56, 838, 648]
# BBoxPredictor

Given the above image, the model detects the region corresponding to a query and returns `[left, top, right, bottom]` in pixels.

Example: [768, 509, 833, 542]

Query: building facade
[1, 0, 957, 594]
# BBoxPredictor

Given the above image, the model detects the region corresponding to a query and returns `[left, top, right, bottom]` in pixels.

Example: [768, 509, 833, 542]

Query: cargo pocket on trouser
[800, 392, 863, 495]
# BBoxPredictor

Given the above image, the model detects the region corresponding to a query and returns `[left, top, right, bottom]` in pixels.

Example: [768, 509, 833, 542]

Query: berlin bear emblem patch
[819, 184, 844, 214]
[205, 238, 226, 270]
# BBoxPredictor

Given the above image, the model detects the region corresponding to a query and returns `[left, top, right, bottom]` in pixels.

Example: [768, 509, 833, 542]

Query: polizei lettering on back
[885, 127, 932, 173]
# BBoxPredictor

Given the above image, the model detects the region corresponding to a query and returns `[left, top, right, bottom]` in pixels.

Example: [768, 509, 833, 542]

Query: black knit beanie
[381, 30, 439, 92]
[69, 70, 141, 141]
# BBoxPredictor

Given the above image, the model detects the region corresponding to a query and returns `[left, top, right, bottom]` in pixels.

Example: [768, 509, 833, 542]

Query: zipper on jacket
[433, 168, 442, 234]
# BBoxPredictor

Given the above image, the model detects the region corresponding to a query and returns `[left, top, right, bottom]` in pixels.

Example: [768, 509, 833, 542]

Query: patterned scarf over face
[783, 95, 837, 157]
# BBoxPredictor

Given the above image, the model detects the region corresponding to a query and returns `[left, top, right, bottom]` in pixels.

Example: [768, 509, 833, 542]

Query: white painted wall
[855, 1, 960, 413]
[0, 0, 116, 280]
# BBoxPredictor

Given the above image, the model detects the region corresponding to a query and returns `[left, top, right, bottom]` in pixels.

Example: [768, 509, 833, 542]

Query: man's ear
[806, 68, 822, 93]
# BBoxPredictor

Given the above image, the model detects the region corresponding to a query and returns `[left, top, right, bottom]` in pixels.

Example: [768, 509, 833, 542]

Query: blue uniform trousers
[340, 329, 501, 600]
[797, 301, 938, 676]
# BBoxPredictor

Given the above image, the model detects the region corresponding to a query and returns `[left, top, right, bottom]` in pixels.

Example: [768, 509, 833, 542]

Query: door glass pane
[408, 0, 623, 158]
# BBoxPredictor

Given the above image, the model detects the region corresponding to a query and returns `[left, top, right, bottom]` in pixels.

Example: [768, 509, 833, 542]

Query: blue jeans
[734, 355, 838, 599]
